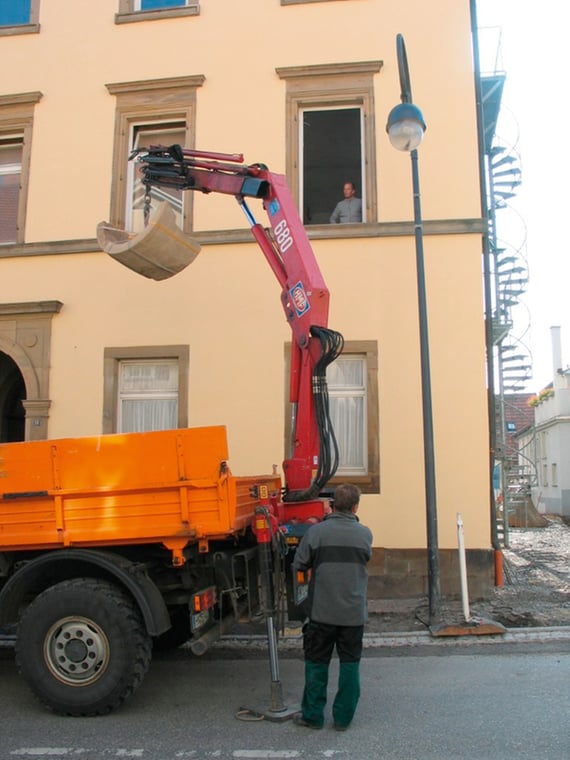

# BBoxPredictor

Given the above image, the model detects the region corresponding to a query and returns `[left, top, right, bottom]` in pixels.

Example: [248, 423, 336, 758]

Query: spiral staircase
[481, 71, 538, 546]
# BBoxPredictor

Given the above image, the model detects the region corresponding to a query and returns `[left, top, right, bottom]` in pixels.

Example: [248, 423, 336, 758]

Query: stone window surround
[0, 0, 40, 36]
[0, 91, 43, 244]
[105, 76, 205, 234]
[103, 345, 189, 434]
[284, 339, 379, 494]
[115, 1, 200, 24]
[282, 0, 349, 4]
[276, 60, 382, 227]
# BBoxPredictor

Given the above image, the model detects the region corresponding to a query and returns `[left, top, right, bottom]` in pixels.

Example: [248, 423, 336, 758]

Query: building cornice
[105, 75, 205, 95]
[276, 61, 383, 79]
[0, 300, 63, 316]
[0, 91, 43, 107]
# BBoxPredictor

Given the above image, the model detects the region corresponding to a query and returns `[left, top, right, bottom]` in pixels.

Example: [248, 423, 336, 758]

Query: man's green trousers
[300, 621, 364, 729]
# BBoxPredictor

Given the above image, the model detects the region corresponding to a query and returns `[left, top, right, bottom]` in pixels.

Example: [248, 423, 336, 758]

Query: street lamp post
[386, 34, 441, 624]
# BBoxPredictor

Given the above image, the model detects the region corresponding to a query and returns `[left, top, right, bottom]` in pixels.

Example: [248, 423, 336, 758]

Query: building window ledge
[0, 218, 486, 259]
[115, 4, 199, 24]
[0, 23, 40, 36]
[281, 1, 349, 5]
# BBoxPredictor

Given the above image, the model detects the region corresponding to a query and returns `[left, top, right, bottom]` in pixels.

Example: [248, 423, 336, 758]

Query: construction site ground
[213, 514, 570, 650]
[364, 514, 570, 635]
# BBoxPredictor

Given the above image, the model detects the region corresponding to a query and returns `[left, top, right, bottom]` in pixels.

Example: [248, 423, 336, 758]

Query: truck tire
[15, 577, 152, 716]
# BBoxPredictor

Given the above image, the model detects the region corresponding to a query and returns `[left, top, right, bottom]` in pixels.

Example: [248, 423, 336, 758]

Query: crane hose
[283, 326, 344, 503]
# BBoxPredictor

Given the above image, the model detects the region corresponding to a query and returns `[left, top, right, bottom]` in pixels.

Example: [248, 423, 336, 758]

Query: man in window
[329, 182, 362, 224]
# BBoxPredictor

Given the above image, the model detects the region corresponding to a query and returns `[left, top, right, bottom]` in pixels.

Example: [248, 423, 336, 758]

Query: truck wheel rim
[44, 616, 110, 686]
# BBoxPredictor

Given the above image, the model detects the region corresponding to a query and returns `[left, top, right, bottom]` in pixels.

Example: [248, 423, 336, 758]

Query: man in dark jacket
[292, 483, 373, 731]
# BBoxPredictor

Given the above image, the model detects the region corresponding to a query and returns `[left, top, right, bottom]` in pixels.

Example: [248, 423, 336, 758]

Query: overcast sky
[475, 0, 569, 391]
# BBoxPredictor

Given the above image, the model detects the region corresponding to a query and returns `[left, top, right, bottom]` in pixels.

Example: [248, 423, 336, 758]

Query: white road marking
[11, 753, 142, 758]
[233, 754, 301, 759]
[11, 752, 74, 757]
[10, 750, 346, 759]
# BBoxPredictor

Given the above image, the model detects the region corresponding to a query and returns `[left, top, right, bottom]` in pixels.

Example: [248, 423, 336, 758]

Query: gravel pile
[485, 516, 570, 627]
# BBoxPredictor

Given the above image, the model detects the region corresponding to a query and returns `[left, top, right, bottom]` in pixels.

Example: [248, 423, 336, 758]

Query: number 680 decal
[273, 219, 293, 253]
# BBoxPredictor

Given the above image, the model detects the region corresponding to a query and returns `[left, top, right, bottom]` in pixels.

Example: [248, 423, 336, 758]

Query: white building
[529, 327, 570, 517]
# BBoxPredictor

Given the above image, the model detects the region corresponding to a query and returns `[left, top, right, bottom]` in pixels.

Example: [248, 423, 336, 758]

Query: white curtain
[327, 357, 367, 475]
[118, 360, 179, 433]
[121, 399, 177, 433]
[330, 396, 365, 471]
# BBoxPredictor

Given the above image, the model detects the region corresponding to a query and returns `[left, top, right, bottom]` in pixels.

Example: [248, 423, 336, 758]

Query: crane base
[430, 616, 506, 637]
[238, 702, 301, 723]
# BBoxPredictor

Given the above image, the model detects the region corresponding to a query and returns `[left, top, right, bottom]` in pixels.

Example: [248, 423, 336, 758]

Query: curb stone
[207, 624, 570, 652]
[2, 626, 570, 653]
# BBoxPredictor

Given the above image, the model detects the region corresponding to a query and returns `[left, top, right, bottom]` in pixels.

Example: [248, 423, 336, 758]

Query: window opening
[300, 107, 364, 225]
[0, 0, 30, 26]
[135, 0, 187, 9]
[127, 122, 185, 232]
[118, 359, 179, 433]
[0, 138, 23, 244]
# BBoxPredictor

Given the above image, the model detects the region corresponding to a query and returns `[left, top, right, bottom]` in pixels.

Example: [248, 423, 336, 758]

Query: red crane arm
[133, 146, 343, 503]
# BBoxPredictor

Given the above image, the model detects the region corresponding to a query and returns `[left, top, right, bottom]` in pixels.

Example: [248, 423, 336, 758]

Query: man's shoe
[293, 713, 323, 730]
[334, 724, 349, 732]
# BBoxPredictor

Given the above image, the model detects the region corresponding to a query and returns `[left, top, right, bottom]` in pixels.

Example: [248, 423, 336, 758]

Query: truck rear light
[192, 587, 216, 613]
[293, 569, 310, 606]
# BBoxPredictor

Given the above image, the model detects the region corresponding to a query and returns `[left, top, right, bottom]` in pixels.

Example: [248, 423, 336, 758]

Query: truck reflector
[192, 586, 216, 613]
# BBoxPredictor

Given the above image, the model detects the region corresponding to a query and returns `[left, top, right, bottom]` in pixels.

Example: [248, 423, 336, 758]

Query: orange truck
[0, 148, 342, 715]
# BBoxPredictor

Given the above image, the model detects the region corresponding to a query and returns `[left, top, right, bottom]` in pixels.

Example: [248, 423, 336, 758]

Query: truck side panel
[0, 426, 280, 552]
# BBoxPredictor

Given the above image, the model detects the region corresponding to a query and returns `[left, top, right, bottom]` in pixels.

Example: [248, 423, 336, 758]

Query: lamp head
[386, 102, 426, 152]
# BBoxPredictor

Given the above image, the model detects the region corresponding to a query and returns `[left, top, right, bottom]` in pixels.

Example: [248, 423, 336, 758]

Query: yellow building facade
[0, 0, 492, 597]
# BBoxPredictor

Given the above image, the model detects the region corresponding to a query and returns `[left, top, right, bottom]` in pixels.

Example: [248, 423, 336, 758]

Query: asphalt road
[1, 644, 569, 760]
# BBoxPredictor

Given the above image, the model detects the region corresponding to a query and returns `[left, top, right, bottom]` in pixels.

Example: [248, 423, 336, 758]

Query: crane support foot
[237, 699, 301, 723]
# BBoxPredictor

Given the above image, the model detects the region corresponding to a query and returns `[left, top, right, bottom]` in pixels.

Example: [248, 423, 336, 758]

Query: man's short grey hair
[333, 483, 361, 512]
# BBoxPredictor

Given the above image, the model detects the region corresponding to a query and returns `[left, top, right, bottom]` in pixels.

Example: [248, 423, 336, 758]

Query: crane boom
[128, 145, 344, 503]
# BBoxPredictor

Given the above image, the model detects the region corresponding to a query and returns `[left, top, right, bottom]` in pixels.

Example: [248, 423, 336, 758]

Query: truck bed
[0, 426, 281, 557]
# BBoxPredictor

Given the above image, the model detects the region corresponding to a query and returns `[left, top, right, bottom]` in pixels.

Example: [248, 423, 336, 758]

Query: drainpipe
[469, 0, 503, 583]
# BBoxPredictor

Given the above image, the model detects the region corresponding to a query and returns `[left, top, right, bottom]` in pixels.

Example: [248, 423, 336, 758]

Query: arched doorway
[0, 300, 62, 441]
[0, 351, 27, 442]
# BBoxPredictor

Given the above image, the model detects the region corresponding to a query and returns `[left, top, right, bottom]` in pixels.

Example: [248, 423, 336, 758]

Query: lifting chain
[143, 183, 152, 227]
